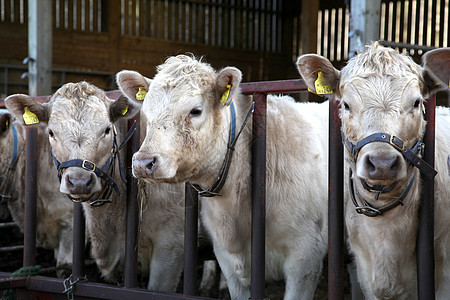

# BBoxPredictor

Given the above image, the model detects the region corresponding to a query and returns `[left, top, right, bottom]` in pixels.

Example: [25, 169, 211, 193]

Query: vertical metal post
[328, 97, 345, 300]
[28, 0, 53, 96]
[251, 93, 266, 300]
[349, 0, 381, 57]
[184, 183, 199, 295]
[23, 126, 37, 267]
[72, 203, 85, 279]
[24, 0, 52, 268]
[417, 94, 436, 299]
[124, 117, 140, 288]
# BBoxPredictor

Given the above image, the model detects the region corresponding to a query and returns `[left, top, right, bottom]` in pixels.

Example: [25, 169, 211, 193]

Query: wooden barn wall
[0, 0, 300, 97]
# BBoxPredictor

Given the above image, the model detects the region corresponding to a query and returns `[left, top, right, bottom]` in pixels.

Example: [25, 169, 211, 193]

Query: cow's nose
[133, 156, 158, 178]
[364, 154, 401, 180]
[67, 173, 95, 195]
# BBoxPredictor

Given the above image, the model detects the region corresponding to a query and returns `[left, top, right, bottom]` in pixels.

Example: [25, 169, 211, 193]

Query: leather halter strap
[191, 101, 254, 197]
[349, 168, 417, 217]
[0, 124, 25, 201]
[344, 132, 437, 178]
[51, 121, 136, 205]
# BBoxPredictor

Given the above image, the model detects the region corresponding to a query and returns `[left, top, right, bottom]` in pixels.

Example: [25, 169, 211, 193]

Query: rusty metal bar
[0, 272, 214, 300]
[0, 222, 18, 229]
[0, 245, 24, 252]
[72, 202, 85, 279]
[251, 93, 267, 300]
[417, 94, 436, 299]
[240, 78, 307, 94]
[328, 97, 344, 300]
[23, 126, 37, 267]
[184, 183, 199, 295]
[124, 116, 140, 288]
[0, 277, 27, 289]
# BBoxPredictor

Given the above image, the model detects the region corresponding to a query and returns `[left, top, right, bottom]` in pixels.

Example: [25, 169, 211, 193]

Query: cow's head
[5, 82, 140, 201]
[117, 55, 243, 184]
[297, 43, 449, 214]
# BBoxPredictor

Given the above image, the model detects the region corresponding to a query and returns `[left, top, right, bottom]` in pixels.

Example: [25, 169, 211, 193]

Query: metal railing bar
[417, 94, 436, 299]
[72, 202, 86, 279]
[184, 183, 199, 295]
[124, 117, 141, 288]
[23, 126, 37, 267]
[0, 271, 215, 300]
[250, 93, 267, 300]
[328, 97, 344, 300]
[0, 222, 19, 229]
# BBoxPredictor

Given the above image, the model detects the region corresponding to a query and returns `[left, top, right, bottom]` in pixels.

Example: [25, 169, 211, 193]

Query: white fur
[297, 43, 450, 299]
[0, 114, 74, 276]
[117, 55, 330, 299]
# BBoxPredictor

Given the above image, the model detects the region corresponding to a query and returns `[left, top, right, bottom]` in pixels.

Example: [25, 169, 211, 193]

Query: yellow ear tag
[220, 84, 232, 106]
[136, 87, 147, 101]
[23, 107, 39, 125]
[307, 87, 323, 97]
[5, 120, 9, 129]
[314, 71, 333, 95]
[121, 105, 129, 116]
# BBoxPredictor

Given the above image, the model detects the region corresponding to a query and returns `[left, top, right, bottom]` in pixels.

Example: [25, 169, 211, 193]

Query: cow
[297, 43, 450, 299]
[5, 82, 188, 292]
[116, 55, 330, 300]
[0, 111, 73, 277]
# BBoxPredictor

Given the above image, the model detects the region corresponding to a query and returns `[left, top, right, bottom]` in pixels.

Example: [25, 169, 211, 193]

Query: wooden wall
[0, 0, 310, 96]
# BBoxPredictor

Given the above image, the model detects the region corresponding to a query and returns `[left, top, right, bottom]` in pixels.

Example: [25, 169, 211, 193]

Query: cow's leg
[213, 248, 250, 300]
[283, 251, 323, 300]
[147, 244, 184, 292]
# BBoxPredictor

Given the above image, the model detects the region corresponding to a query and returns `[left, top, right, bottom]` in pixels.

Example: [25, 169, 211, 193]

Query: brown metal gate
[0, 78, 437, 299]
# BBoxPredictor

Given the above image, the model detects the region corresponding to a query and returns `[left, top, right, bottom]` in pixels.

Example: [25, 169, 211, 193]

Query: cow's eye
[189, 107, 202, 118]
[105, 126, 111, 135]
[414, 99, 421, 108]
[342, 101, 350, 111]
[48, 130, 54, 138]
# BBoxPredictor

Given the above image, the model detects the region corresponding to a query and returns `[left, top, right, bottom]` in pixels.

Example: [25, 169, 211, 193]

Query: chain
[62, 274, 88, 300]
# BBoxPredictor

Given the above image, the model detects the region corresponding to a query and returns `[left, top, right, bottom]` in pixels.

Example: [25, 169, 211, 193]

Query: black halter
[51, 121, 136, 206]
[0, 124, 25, 202]
[191, 102, 254, 197]
[343, 131, 437, 217]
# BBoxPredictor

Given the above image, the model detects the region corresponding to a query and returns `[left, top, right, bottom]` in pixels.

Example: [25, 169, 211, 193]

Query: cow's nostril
[68, 177, 75, 189]
[86, 173, 95, 189]
[146, 157, 157, 173]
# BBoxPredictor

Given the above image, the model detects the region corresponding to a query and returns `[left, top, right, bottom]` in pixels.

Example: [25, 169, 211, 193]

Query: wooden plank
[93, 0, 99, 32]
[13, 0, 20, 23]
[131, 0, 137, 36]
[76, 0, 82, 31]
[4, 0, 11, 22]
[438, 0, 445, 47]
[301, 0, 319, 54]
[124, 0, 129, 35]
[423, 0, 429, 46]
[68, 0, 74, 30]
[430, 0, 437, 46]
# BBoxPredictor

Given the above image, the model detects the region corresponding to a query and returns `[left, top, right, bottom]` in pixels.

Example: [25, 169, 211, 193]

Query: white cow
[0, 111, 73, 277]
[116, 55, 330, 300]
[297, 43, 450, 299]
[5, 82, 187, 292]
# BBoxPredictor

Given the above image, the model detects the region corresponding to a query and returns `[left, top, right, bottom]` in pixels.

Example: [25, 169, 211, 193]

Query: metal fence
[0, 78, 437, 299]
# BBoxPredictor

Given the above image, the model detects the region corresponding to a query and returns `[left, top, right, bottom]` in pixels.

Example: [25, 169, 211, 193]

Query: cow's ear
[109, 95, 141, 123]
[215, 67, 242, 106]
[296, 54, 340, 97]
[0, 113, 12, 136]
[422, 48, 450, 96]
[5, 94, 49, 125]
[116, 70, 151, 103]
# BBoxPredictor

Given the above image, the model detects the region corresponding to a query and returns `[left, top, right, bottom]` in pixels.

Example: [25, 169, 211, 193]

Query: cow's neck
[191, 99, 253, 197]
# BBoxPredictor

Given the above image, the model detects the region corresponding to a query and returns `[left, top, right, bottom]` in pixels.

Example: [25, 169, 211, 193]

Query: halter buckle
[389, 135, 405, 152]
[81, 160, 96, 172]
